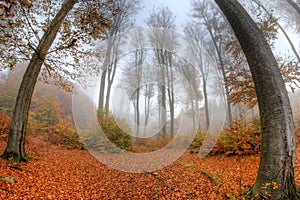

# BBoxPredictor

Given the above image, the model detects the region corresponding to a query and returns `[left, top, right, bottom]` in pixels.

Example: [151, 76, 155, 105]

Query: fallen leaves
[0, 136, 300, 199]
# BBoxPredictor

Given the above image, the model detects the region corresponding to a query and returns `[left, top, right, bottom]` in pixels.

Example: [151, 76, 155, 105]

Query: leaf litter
[0, 136, 300, 199]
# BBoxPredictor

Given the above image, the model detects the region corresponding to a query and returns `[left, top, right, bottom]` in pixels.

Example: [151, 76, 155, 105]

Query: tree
[1, 0, 78, 161]
[191, 0, 233, 124]
[184, 23, 211, 129]
[224, 1, 300, 109]
[146, 6, 177, 136]
[274, 0, 300, 33]
[175, 59, 202, 131]
[215, 0, 298, 199]
[97, 0, 141, 117]
[118, 29, 145, 136]
[1, 0, 113, 161]
[131, 29, 145, 136]
[287, 0, 300, 15]
[252, 0, 299, 62]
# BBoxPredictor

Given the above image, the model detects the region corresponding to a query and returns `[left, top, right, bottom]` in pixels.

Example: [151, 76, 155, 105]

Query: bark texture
[215, 0, 298, 199]
[1, 0, 77, 161]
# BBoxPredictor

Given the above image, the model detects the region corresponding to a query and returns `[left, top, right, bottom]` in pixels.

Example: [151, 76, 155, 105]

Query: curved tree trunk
[287, 0, 300, 15]
[1, 0, 77, 161]
[215, 0, 298, 199]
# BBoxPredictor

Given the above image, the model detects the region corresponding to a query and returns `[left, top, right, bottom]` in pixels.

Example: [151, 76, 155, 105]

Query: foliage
[0, 0, 114, 91]
[99, 114, 132, 151]
[0, 68, 83, 148]
[214, 117, 261, 156]
[189, 130, 206, 151]
[188, 117, 261, 156]
[0, 112, 10, 138]
[280, 59, 300, 93]
[224, 4, 300, 109]
[189, 117, 261, 156]
[29, 101, 83, 148]
[28, 116, 84, 149]
[81, 114, 132, 151]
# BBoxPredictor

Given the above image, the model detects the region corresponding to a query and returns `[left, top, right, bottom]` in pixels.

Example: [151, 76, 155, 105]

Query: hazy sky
[135, 0, 299, 53]
[135, 0, 192, 32]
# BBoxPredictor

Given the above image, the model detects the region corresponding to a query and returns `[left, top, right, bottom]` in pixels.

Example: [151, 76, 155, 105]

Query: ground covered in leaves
[1, 136, 300, 199]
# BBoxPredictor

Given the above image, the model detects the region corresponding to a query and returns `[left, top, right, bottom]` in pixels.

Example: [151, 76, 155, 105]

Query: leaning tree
[215, 0, 298, 199]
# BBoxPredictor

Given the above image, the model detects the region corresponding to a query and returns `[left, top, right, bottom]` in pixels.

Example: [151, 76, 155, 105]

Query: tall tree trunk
[287, 0, 300, 15]
[136, 87, 140, 136]
[144, 84, 149, 136]
[215, 0, 298, 199]
[1, 0, 77, 161]
[190, 95, 196, 130]
[167, 53, 174, 135]
[203, 80, 210, 129]
[161, 85, 167, 138]
[205, 18, 233, 124]
[105, 57, 118, 113]
[98, 68, 106, 118]
[99, 37, 115, 119]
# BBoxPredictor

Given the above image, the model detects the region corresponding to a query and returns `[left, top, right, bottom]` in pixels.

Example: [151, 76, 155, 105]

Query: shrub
[27, 115, 84, 149]
[0, 112, 10, 138]
[48, 117, 84, 149]
[189, 130, 206, 150]
[80, 114, 132, 152]
[99, 114, 132, 151]
[213, 117, 261, 155]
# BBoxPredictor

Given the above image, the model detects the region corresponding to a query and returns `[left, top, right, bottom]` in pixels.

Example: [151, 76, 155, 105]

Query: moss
[0, 150, 31, 162]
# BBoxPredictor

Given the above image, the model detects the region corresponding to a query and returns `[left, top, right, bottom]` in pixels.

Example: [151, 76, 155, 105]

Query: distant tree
[274, 0, 300, 33]
[215, 0, 298, 199]
[191, 0, 233, 124]
[184, 22, 211, 129]
[252, 0, 299, 62]
[146, 6, 177, 136]
[98, 0, 141, 117]
[175, 59, 201, 130]
[287, 0, 300, 15]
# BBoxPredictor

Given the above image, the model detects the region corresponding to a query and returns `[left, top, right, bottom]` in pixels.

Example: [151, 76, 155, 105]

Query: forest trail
[1, 136, 300, 199]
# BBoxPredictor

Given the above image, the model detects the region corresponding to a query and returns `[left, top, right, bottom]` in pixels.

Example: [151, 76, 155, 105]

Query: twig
[143, 169, 175, 190]
[201, 170, 219, 186]
[1, 187, 12, 193]
[8, 166, 23, 171]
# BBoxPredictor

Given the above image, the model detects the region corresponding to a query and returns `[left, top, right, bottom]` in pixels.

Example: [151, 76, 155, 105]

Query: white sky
[135, 0, 299, 57]
[135, 0, 192, 33]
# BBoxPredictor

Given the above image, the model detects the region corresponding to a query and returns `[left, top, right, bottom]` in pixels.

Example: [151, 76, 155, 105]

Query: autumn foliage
[0, 112, 10, 138]
[213, 117, 261, 155]
[80, 114, 133, 151]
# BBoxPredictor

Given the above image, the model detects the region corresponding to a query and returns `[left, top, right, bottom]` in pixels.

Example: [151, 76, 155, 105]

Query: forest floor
[1, 136, 300, 200]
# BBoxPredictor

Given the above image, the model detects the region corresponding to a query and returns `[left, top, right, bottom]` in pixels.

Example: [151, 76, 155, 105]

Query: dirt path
[1, 136, 299, 199]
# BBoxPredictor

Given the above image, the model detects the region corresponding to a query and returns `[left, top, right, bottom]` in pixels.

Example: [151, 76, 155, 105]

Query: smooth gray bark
[215, 0, 298, 199]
